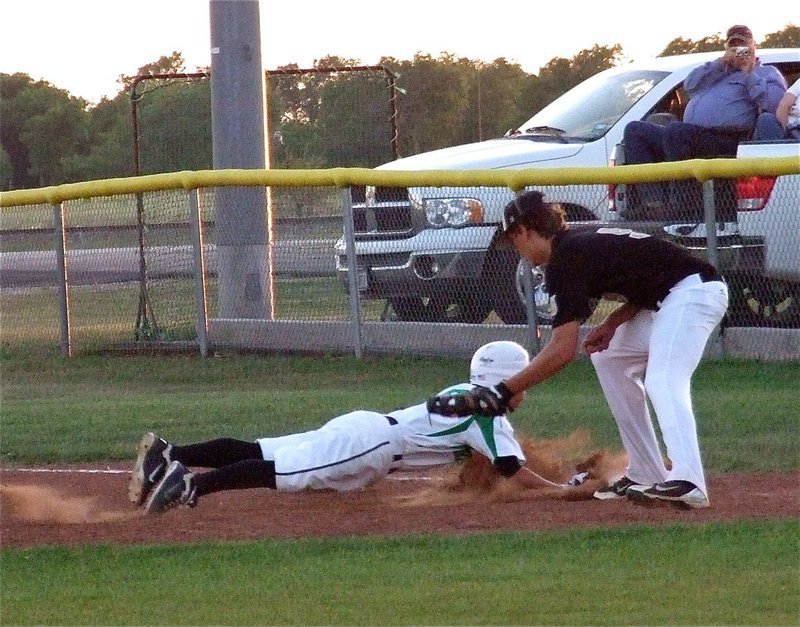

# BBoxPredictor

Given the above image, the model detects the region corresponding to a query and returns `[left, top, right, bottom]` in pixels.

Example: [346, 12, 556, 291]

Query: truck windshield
[512, 69, 670, 141]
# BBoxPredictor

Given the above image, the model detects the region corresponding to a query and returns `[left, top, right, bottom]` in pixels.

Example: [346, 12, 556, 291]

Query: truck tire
[482, 248, 526, 324]
[726, 273, 800, 328]
[482, 249, 557, 325]
[387, 294, 492, 324]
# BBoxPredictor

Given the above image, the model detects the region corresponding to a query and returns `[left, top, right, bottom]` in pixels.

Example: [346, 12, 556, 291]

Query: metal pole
[385, 70, 400, 160]
[189, 189, 210, 357]
[210, 0, 271, 320]
[514, 190, 541, 355]
[703, 179, 719, 268]
[341, 187, 363, 359]
[520, 260, 541, 355]
[52, 203, 71, 357]
[129, 77, 159, 340]
[702, 179, 724, 358]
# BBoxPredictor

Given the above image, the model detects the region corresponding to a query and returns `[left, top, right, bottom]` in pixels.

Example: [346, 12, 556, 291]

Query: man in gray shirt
[623, 25, 787, 216]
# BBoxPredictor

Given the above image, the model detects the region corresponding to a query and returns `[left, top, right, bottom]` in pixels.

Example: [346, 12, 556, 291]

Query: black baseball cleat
[593, 476, 645, 500]
[626, 480, 709, 509]
[129, 432, 173, 506]
[144, 461, 198, 514]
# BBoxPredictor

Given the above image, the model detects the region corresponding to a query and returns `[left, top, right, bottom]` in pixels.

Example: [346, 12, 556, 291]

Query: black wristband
[495, 381, 513, 403]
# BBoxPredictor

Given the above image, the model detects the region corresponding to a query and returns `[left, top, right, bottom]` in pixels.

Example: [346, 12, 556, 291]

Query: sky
[0, 0, 794, 105]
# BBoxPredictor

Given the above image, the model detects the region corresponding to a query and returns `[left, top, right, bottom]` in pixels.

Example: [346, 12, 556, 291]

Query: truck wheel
[726, 275, 800, 328]
[492, 293, 526, 325]
[482, 248, 526, 324]
[482, 251, 557, 325]
[387, 295, 491, 324]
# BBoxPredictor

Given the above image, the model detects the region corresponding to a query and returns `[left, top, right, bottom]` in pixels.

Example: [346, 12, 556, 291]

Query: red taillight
[607, 153, 619, 212]
[736, 176, 777, 211]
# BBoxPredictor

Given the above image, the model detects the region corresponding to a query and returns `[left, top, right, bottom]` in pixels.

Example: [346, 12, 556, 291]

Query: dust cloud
[395, 430, 629, 507]
[0, 484, 135, 524]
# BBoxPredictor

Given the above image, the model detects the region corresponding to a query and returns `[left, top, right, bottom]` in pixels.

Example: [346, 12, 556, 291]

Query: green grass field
[3, 523, 797, 625]
[1, 354, 798, 625]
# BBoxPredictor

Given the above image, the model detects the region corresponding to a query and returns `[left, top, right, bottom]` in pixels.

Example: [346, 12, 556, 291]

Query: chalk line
[3, 467, 128, 475]
[2, 467, 438, 480]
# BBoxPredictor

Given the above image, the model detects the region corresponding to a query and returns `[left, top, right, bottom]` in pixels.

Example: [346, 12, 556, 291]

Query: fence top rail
[1, 156, 798, 208]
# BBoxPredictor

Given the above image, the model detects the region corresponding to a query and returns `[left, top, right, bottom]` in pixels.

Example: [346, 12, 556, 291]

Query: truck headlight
[423, 198, 484, 228]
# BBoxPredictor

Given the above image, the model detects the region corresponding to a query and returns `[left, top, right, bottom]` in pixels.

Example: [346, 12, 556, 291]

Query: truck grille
[337, 251, 410, 270]
[350, 186, 413, 237]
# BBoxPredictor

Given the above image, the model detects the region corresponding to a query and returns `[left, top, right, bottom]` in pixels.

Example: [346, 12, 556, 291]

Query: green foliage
[761, 23, 800, 48]
[0, 73, 91, 187]
[138, 79, 212, 174]
[2, 522, 797, 625]
[1, 23, 797, 190]
[69, 95, 135, 180]
[0, 142, 12, 187]
[319, 72, 395, 167]
[660, 35, 726, 56]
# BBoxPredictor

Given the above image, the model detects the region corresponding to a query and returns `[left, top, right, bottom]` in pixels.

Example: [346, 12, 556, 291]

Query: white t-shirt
[786, 78, 800, 129]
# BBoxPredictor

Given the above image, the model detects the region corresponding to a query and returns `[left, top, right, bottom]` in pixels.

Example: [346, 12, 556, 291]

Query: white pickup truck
[335, 49, 800, 327]
[731, 140, 800, 325]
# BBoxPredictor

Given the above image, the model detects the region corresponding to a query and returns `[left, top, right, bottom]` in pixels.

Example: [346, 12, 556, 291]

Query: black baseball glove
[426, 382, 513, 417]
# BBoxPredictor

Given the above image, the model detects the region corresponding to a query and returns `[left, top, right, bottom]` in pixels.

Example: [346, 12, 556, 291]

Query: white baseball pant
[590, 274, 729, 496]
[257, 410, 403, 492]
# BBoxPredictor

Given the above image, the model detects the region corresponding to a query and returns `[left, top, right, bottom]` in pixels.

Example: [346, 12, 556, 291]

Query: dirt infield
[2, 465, 798, 549]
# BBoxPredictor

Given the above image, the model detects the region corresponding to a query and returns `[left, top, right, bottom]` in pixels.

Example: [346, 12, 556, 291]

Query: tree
[463, 59, 531, 142]
[0, 143, 12, 189]
[318, 69, 394, 167]
[22, 96, 90, 185]
[5, 27, 797, 188]
[120, 51, 188, 94]
[659, 23, 799, 56]
[65, 95, 135, 181]
[388, 52, 475, 156]
[761, 24, 800, 48]
[659, 36, 723, 56]
[134, 79, 211, 174]
[0, 73, 91, 187]
[0, 73, 35, 188]
[268, 56, 370, 168]
[530, 44, 623, 117]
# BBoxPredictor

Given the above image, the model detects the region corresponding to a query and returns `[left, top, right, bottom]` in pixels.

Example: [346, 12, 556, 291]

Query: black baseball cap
[726, 25, 753, 46]
[495, 190, 550, 246]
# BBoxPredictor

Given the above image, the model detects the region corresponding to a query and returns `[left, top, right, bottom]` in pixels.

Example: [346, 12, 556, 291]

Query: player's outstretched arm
[512, 466, 570, 490]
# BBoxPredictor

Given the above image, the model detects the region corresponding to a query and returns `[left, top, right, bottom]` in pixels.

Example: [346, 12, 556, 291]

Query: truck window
[513, 70, 671, 141]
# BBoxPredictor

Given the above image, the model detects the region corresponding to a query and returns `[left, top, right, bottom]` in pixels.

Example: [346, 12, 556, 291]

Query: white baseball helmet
[469, 341, 530, 387]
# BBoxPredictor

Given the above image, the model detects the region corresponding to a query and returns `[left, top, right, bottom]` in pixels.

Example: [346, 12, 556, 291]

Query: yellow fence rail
[2, 157, 798, 207]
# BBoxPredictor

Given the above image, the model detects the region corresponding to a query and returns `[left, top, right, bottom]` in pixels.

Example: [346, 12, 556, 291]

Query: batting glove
[427, 382, 513, 417]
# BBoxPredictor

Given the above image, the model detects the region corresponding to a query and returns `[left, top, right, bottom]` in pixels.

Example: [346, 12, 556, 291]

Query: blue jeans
[623, 121, 746, 218]
[753, 112, 799, 140]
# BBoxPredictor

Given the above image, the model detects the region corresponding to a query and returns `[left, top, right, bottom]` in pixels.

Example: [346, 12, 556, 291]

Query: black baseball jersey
[546, 226, 719, 327]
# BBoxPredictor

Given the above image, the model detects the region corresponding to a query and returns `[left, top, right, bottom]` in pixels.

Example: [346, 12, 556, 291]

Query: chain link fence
[2, 169, 798, 360]
[131, 66, 399, 177]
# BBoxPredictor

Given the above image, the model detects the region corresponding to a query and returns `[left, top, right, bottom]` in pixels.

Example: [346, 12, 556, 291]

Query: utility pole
[209, 0, 273, 319]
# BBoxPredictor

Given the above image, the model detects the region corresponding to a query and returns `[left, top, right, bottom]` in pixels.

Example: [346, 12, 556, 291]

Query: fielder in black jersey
[428, 191, 729, 509]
